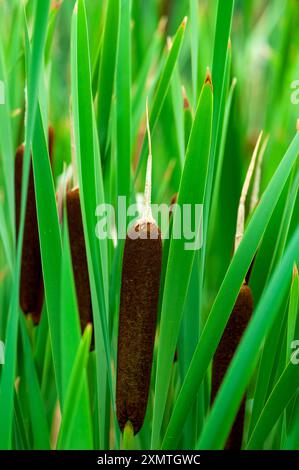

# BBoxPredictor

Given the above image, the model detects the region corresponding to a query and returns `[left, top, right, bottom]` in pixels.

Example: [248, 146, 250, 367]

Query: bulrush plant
[1, 0, 299, 452]
[116, 103, 162, 436]
[211, 132, 263, 449]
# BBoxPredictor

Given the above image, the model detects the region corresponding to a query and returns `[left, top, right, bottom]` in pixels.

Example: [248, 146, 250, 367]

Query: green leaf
[204, 0, 234, 225]
[116, 0, 131, 200]
[57, 325, 93, 450]
[248, 169, 299, 435]
[0, 36, 14, 240]
[97, 0, 120, 159]
[72, 0, 117, 447]
[135, 17, 187, 180]
[0, 1, 50, 449]
[247, 359, 299, 449]
[189, 0, 199, 106]
[20, 318, 50, 450]
[32, 104, 63, 399]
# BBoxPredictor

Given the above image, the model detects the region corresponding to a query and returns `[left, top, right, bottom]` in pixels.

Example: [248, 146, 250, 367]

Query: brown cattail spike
[116, 100, 162, 434]
[211, 284, 253, 449]
[66, 188, 93, 348]
[15, 145, 44, 324]
[116, 221, 162, 433]
[15, 127, 55, 325]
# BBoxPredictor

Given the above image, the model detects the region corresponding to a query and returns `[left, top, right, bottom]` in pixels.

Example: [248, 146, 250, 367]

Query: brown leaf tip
[293, 264, 299, 279]
[204, 67, 213, 90]
[182, 86, 190, 109]
[51, 0, 62, 11]
[181, 16, 188, 29]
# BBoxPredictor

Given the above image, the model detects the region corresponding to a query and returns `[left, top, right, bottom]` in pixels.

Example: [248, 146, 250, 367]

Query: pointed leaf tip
[182, 16, 188, 29]
[204, 67, 213, 90]
[182, 86, 190, 109]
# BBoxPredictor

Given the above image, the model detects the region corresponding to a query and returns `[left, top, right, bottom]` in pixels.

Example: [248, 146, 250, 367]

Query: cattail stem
[122, 421, 135, 450]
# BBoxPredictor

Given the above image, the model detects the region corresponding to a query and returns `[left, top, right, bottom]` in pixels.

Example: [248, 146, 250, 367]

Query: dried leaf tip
[51, 0, 62, 11]
[293, 264, 299, 279]
[182, 86, 190, 109]
[158, 16, 168, 35]
[204, 67, 213, 89]
[181, 16, 188, 29]
[143, 99, 154, 223]
[167, 36, 173, 51]
[296, 119, 299, 132]
[250, 133, 269, 213]
[235, 130, 263, 253]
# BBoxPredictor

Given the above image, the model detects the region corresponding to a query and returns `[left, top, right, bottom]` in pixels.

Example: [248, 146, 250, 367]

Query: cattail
[116, 100, 162, 434]
[182, 86, 193, 148]
[15, 127, 54, 325]
[66, 187, 93, 348]
[211, 284, 253, 449]
[211, 132, 263, 449]
[15, 144, 43, 324]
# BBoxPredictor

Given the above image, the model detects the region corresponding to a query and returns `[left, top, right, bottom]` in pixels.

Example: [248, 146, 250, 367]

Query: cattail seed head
[211, 283, 253, 449]
[15, 145, 44, 324]
[66, 187, 93, 348]
[116, 221, 162, 434]
[15, 127, 55, 324]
